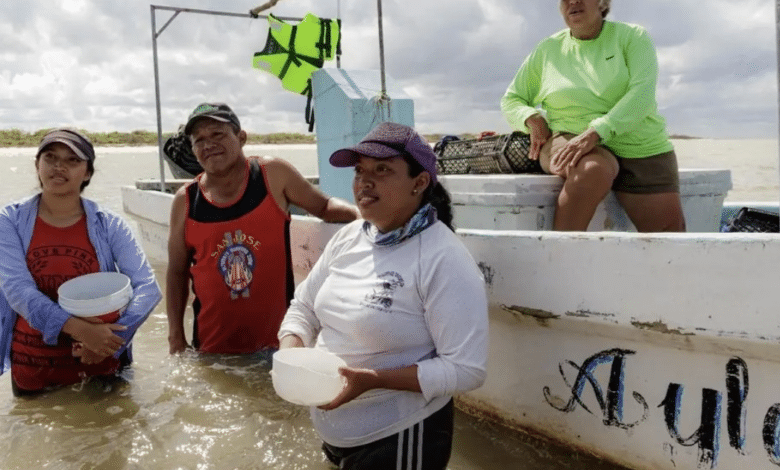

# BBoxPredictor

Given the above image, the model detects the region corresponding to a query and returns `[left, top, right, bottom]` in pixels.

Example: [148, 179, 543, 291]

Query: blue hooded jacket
[0, 195, 162, 375]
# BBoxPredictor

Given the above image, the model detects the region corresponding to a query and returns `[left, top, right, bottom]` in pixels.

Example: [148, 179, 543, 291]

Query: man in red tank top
[166, 103, 358, 355]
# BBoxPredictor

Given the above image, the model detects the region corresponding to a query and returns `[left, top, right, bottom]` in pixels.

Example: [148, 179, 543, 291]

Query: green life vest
[253, 13, 341, 130]
[253, 13, 340, 94]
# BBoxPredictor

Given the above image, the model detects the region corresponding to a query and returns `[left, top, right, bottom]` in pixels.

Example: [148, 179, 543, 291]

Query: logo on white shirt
[362, 271, 404, 311]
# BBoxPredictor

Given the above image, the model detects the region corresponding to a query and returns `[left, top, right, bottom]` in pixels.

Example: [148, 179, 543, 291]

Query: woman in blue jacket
[0, 128, 162, 395]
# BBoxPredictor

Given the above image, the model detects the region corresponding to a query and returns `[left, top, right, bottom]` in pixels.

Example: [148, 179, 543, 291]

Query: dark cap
[183, 102, 241, 135]
[329, 122, 437, 184]
[37, 128, 95, 163]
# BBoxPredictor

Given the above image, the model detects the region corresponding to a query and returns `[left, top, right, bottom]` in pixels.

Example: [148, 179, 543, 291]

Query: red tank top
[12, 215, 121, 392]
[185, 158, 293, 353]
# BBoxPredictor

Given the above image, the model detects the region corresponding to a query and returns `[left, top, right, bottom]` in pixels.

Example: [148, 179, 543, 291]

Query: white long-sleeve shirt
[278, 220, 488, 447]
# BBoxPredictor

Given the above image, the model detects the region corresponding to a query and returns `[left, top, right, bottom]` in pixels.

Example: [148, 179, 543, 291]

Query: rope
[249, 0, 282, 18]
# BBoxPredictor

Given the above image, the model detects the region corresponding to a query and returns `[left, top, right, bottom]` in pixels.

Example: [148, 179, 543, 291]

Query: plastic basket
[435, 132, 542, 175]
[723, 207, 779, 233]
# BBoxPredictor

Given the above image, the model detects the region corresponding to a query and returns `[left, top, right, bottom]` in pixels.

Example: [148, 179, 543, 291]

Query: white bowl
[271, 348, 346, 406]
[57, 272, 132, 318]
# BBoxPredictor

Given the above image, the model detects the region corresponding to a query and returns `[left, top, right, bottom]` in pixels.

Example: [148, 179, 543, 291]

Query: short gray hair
[600, 0, 611, 17]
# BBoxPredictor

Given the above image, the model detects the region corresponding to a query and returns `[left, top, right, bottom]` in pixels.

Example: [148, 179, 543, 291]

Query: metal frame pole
[151, 6, 166, 192]
[149, 4, 303, 192]
[375, 0, 391, 121]
[776, 0, 780, 209]
[376, 0, 387, 100]
[337, 0, 341, 68]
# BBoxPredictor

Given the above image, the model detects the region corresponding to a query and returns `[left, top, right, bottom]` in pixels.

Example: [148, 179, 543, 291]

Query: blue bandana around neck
[363, 203, 438, 247]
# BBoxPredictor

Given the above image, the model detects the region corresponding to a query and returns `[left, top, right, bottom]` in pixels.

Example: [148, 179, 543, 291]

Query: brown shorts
[539, 132, 679, 194]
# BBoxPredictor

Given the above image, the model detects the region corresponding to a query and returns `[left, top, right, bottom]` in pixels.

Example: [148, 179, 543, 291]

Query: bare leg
[615, 191, 686, 232]
[553, 153, 619, 231]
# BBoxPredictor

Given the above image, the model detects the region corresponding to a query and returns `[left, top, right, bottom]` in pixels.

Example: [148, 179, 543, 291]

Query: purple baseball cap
[329, 122, 437, 184]
[36, 128, 95, 162]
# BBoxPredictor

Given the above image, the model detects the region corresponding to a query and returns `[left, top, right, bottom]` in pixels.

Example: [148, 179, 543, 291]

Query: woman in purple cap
[278, 122, 488, 470]
[0, 128, 161, 396]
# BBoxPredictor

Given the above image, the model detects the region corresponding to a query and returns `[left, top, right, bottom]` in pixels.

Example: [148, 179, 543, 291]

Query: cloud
[0, 0, 777, 138]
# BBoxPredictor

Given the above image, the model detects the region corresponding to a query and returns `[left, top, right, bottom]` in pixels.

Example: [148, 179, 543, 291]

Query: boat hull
[455, 229, 780, 470]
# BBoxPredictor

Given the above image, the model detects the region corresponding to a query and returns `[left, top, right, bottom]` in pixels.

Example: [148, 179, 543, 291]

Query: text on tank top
[185, 158, 293, 353]
[12, 214, 120, 392]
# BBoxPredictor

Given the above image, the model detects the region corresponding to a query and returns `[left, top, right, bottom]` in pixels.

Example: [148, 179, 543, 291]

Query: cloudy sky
[1, 0, 778, 138]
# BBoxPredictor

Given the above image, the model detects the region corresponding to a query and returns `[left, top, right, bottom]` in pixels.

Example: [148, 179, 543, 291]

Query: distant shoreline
[0, 129, 317, 148]
[668, 134, 701, 140]
[0, 129, 704, 148]
[0, 129, 470, 147]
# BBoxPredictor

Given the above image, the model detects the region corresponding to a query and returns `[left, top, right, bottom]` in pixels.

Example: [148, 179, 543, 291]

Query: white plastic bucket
[57, 272, 132, 321]
[271, 348, 346, 406]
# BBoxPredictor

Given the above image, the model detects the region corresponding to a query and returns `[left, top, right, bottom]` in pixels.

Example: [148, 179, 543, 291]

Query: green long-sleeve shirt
[501, 21, 673, 159]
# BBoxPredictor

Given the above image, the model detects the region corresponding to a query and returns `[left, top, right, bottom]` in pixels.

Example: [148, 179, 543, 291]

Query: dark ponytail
[425, 182, 454, 231]
[403, 154, 455, 232]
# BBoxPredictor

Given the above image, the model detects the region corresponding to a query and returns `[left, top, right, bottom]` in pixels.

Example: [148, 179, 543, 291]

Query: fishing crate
[435, 132, 542, 175]
[723, 207, 779, 233]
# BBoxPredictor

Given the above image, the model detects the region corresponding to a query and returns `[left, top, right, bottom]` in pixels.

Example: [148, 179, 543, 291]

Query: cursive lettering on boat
[546, 349, 780, 468]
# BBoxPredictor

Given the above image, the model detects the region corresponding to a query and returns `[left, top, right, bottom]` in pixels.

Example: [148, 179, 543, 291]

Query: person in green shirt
[501, 0, 685, 232]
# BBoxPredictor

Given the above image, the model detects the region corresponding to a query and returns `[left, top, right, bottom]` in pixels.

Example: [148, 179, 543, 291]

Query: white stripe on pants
[396, 421, 424, 470]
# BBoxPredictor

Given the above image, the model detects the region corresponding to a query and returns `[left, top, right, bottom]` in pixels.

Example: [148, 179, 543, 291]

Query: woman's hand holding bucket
[70, 314, 125, 363]
[63, 317, 126, 359]
[57, 272, 132, 363]
[75, 348, 106, 365]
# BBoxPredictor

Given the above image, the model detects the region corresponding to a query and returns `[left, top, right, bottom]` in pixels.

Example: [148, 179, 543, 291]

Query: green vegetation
[0, 128, 316, 147]
[247, 132, 316, 144]
[1, 128, 699, 148]
[424, 133, 479, 142]
[668, 134, 700, 140]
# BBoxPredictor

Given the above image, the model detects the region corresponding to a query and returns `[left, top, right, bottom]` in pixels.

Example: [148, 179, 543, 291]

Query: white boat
[121, 168, 780, 470]
[126, 4, 780, 469]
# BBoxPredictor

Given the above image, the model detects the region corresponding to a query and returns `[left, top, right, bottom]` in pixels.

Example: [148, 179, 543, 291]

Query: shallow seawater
[0, 266, 626, 470]
[0, 335, 625, 469]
